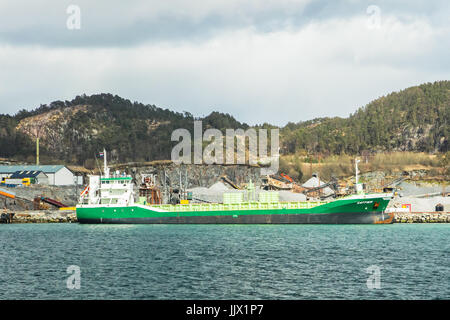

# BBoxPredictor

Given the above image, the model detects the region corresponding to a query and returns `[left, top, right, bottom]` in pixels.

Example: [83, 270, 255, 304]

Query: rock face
[122, 163, 263, 189]
[16, 105, 92, 156]
[396, 124, 435, 152]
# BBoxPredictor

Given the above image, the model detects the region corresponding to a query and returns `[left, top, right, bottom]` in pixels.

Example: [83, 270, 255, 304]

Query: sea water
[0, 223, 448, 299]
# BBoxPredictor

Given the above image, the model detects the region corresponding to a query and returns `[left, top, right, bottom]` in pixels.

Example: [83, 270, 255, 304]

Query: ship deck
[146, 201, 328, 212]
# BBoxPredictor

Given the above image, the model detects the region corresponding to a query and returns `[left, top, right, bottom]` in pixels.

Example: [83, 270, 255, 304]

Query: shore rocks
[393, 212, 450, 223]
[8, 210, 77, 223]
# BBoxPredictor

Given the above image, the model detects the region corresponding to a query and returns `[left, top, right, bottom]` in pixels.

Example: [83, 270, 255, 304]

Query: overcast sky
[0, 0, 448, 125]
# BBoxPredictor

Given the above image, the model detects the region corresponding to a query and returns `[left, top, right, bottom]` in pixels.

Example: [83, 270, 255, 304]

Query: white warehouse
[0, 165, 78, 186]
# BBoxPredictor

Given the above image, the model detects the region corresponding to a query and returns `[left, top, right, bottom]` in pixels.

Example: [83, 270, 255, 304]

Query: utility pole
[318, 154, 321, 198]
[179, 169, 182, 201]
[185, 167, 188, 197]
[74, 175, 78, 200]
[163, 169, 167, 204]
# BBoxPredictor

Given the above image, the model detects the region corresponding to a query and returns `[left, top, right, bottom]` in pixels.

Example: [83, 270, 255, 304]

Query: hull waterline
[77, 211, 394, 224]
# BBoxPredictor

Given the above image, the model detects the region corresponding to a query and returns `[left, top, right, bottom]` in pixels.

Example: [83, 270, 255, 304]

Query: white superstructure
[79, 149, 135, 206]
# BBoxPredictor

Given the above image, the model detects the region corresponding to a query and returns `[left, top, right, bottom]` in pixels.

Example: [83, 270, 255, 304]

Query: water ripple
[0, 223, 448, 299]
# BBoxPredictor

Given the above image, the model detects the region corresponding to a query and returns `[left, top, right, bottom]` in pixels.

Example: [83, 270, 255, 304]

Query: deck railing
[147, 201, 327, 212]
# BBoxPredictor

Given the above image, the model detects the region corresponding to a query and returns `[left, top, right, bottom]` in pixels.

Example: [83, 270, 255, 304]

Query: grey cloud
[0, 1, 308, 47]
[0, 0, 448, 47]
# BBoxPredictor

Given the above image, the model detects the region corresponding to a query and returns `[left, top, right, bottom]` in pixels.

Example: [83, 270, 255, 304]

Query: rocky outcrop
[117, 163, 263, 189]
[16, 105, 92, 156]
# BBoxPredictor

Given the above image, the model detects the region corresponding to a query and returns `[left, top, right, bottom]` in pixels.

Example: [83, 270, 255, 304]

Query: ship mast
[354, 158, 364, 194]
[103, 148, 110, 178]
[355, 158, 360, 184]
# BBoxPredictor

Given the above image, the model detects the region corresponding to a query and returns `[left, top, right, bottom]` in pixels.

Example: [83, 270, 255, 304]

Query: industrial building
[0, 165, 78, 186]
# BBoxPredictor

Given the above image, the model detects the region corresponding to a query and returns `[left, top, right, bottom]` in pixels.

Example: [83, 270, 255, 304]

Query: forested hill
[0, 81, 448, 166]
[281, 81, 449, 155]
[0, 93, 248, 165]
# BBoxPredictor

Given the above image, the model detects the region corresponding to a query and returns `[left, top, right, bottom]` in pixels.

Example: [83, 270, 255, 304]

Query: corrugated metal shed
[0, 165, 65, 174]
[0, 165, 74, 185]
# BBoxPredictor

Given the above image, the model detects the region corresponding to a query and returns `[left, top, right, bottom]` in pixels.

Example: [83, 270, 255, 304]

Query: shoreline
[393, 211, 450, 223]
[1, 210, 449, 224]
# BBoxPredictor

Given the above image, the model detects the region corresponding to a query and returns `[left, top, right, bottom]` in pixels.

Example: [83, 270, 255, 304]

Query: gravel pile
[188, 181, 307, 203]
[388, 196, 449, 212]
[398, 182, 447, 196]
[277, 190, 307, 202]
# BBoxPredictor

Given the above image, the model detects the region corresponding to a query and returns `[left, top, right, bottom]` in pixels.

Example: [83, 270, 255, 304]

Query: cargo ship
[76, 152, 394, 224]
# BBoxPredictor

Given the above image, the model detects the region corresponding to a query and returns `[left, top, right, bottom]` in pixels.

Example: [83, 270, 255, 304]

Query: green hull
[76, 195, 394, 224]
